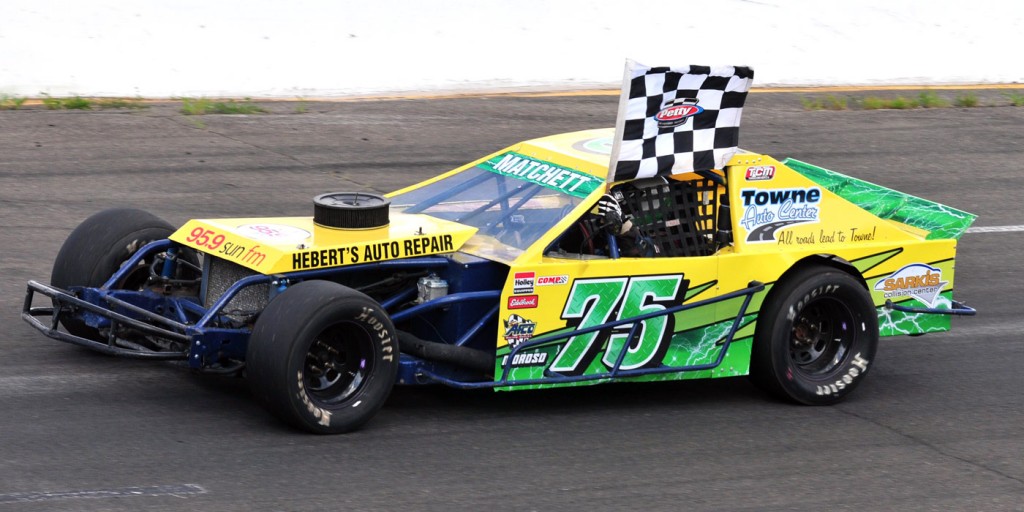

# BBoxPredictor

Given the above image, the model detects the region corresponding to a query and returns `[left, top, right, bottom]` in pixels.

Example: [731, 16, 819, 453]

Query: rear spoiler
[784, 158, 976, 240]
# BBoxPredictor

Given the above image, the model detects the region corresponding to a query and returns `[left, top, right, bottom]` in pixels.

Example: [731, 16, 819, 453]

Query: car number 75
[549, 275, 687, 375]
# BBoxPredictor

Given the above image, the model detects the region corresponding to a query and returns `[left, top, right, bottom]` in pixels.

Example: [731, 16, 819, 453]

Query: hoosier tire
[246, 280, 399, 434]
[751, 265, 879, 405]
[50, 208, 179, 341]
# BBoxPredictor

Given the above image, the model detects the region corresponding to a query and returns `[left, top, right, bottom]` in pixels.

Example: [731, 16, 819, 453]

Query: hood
[169, 212, 478, 274]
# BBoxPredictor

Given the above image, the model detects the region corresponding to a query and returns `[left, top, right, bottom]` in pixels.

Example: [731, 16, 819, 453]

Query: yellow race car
[22, 127, 975, 434]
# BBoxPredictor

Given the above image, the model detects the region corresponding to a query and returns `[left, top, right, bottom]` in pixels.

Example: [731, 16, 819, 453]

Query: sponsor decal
[654, 98, 703, 129]
[484, 152, 602, 199]
[501, 351, 549, 368]
[185, 226, 267, 267]
[237, 223, 311, 243]
[292, 234, 455, 270]
[874, 263, 948, 307]
[744, 165, 775, 181]
[739, 187, 822, 243]
[508, 295, 539, 309]
[572, 137, 614, 156]
[536, 275, 569, 286]
[503, 314, 537, 348]
[513, 271, 535, 294]
[550, 274, 688, 375]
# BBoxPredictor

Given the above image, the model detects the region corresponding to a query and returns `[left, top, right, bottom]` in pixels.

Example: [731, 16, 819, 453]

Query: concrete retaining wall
[2, 0, 1020, 98]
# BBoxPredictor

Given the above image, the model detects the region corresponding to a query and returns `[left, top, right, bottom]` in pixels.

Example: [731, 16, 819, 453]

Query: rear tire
[751, 265, 879, 405]
[50, 208, 178, 340]
[247, 280, 399, 434]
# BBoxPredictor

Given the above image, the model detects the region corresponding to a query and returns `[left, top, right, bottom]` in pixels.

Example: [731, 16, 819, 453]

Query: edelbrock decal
[507, 295, 538, 310]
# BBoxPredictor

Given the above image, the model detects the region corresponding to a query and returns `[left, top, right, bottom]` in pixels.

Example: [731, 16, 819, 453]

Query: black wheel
[246, 280, 399, 434]
[50, 208, 180, 340]
[751, 265, 879, 405]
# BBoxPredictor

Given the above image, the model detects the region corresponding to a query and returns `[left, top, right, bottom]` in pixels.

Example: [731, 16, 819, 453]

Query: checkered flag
[609, 60, 754, 182]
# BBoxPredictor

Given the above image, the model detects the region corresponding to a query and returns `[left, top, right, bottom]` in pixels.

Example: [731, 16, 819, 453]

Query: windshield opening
[389, 152, 602, 251]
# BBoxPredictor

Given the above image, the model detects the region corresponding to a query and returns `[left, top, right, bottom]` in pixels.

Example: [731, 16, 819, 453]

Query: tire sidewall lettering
[291, 302, 392, 426]
[356, 306, 395, 362]
[755, 268, 879, 405]
[295, 370, 333, 427]
[777, 280, 874, 401]
[250, 280, 399, 434]
[813, 352, 869, 396]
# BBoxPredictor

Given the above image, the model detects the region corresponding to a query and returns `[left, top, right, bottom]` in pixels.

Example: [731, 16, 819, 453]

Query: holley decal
[513, 272, 535, 294]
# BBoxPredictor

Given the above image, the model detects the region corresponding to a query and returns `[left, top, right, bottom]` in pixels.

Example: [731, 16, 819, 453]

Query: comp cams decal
[537, 275, 568, 286]
[739, 187, 821, 243]
[874, 263, 948, 307]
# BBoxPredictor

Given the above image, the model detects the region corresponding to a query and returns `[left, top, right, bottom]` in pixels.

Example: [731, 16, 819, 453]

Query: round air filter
[313, 192, 390, 229]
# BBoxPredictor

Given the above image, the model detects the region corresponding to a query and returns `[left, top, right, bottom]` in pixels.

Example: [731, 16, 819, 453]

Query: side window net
[620, 178, 718, 257]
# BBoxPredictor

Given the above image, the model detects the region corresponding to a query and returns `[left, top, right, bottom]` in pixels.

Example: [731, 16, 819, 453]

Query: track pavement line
[0, 484, 207, 504]
[965, 225, 1024, 233]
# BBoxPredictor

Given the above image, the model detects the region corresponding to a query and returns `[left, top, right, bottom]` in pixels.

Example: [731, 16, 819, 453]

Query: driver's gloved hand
[597, 193, 632, 235]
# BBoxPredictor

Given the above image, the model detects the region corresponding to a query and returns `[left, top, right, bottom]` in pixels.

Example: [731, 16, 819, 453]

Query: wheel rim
[788, 296, 855, 376]
[303, 322, 374, 405]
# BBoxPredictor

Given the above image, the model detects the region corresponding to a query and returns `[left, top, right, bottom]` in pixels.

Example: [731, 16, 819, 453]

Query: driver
[596, 191, 659, 257]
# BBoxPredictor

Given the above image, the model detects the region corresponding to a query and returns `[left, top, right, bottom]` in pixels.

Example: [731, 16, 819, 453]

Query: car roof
[516, 128, 614, 179]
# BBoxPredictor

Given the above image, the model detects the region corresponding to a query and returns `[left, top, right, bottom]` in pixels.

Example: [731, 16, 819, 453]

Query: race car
[22, 127, 976, 434]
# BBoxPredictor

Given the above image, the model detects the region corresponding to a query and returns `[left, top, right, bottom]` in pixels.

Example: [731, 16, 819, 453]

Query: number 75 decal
[549, 274, 688, 376]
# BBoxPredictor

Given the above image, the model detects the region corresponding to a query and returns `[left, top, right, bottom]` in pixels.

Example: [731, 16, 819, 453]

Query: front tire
[247, 280, 399, 434]
[50, 208, 179, 340]
[751, 265, 879, 405]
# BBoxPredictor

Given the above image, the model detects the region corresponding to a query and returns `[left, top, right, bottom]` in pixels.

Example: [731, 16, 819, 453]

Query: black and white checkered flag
[609, 60, 754, 182]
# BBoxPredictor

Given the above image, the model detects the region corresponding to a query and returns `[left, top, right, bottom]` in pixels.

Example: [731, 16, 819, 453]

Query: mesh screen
[203, 257, 268, 322]
[620, 178, 718, 257]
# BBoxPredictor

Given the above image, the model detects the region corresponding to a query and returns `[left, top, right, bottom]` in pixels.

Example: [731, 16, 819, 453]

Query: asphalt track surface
[1, 91, 1022, 511]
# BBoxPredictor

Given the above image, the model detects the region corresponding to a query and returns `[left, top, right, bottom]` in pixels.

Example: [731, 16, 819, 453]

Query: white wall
[2, 0, 1021, 98]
